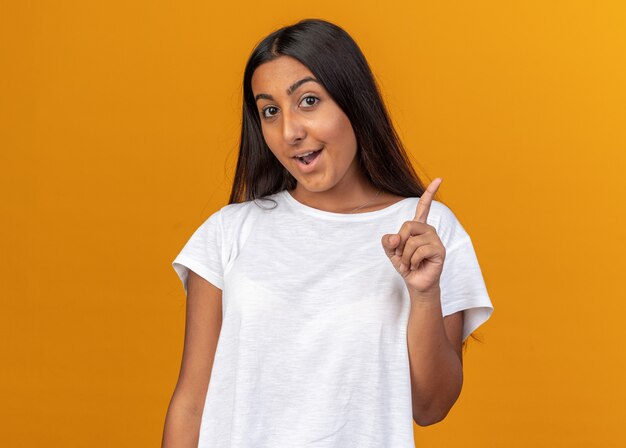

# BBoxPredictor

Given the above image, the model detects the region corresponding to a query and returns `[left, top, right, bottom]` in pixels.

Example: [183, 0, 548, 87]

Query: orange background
[2, 1, 625, 447]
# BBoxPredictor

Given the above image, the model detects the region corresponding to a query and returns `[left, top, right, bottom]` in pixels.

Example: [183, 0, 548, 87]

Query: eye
[300, 95, 319, 108]
[260, 95, 320, 120]
[261, 106, 279, 119]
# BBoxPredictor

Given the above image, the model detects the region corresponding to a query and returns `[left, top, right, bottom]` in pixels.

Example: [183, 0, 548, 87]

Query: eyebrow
[254, 77, 320, 102]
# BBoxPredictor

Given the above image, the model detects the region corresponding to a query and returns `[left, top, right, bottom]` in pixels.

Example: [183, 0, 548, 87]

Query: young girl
[162, 18, 493, 448]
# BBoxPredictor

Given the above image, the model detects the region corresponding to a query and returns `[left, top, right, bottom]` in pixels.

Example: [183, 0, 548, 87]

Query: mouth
[293, 148, 323, 166]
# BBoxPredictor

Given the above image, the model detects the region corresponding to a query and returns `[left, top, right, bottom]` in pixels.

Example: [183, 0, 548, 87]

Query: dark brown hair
[229, 18, 480, 349]
[228, 18, 429, 205]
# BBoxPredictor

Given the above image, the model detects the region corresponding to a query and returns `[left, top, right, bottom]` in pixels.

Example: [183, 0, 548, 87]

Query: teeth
[297, 151, 315, 158]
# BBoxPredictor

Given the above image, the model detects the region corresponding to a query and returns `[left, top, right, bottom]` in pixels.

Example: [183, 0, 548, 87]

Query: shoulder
[428, 199, 458, 225]
[426, 200, 471, 250]
[395, 195, 469, 248]
[218, 194, 279, 223]
[209, 194, 279, 242]
[395, 194, 457, 225]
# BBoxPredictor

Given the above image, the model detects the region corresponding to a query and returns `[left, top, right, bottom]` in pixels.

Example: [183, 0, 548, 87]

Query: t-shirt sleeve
[435, 203, 494, 342]
[172, 209, 224, 295]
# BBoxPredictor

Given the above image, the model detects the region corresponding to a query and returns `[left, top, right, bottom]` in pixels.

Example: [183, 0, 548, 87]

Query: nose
[281, 108, 306, 145]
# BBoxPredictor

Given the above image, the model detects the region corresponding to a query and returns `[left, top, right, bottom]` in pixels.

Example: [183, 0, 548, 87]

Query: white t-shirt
[172, 189, 494, 448]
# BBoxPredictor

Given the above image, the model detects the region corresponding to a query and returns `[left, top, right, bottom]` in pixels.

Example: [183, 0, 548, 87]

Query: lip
[293, 147, 323, 174]
[292, 147, 324, 159]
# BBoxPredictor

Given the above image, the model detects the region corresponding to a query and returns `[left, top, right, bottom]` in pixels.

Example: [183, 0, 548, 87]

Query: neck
[290, 183, 382, 214]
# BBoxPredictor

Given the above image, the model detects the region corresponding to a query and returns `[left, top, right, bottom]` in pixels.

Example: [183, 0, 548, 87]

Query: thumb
[381, 233, 400, 257]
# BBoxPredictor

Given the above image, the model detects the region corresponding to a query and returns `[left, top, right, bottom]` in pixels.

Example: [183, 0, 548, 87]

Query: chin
[299, 183, 336, 194]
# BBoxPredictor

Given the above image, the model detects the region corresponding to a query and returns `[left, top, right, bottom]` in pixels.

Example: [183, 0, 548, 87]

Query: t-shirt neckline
[280, 189, 414, 221]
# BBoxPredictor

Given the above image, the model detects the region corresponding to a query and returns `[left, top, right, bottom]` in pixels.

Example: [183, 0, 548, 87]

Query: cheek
[260, 126, 280, 154]
[320, 113, 357, 153]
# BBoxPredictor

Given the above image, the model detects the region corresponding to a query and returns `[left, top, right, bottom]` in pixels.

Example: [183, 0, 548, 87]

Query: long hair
[227, 18, 480, 349]
[228, 18, 429, 205]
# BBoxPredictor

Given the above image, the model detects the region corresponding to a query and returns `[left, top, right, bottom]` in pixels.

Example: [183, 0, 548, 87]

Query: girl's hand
[381, 178, 446, 297]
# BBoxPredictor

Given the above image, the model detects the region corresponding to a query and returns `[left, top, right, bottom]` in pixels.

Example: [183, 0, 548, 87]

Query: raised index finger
[413, 177, 443, 223]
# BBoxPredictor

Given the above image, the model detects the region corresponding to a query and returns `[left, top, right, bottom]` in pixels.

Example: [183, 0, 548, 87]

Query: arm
[162, 270, 223, 447]
[406, 285, 464, 426]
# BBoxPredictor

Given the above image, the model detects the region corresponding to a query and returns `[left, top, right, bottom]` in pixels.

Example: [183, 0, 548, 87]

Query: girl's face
[251, 56, 361, 194]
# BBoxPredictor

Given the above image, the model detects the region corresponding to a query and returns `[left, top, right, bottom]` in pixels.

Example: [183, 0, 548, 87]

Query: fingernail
[395, 249, 400, 256]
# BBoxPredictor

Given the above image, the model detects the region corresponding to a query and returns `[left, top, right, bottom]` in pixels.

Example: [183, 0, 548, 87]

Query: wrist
[407, 284, 441, 306]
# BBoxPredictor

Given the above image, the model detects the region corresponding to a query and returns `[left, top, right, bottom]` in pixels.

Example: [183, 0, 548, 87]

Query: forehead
[251, 56, 315, 94]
